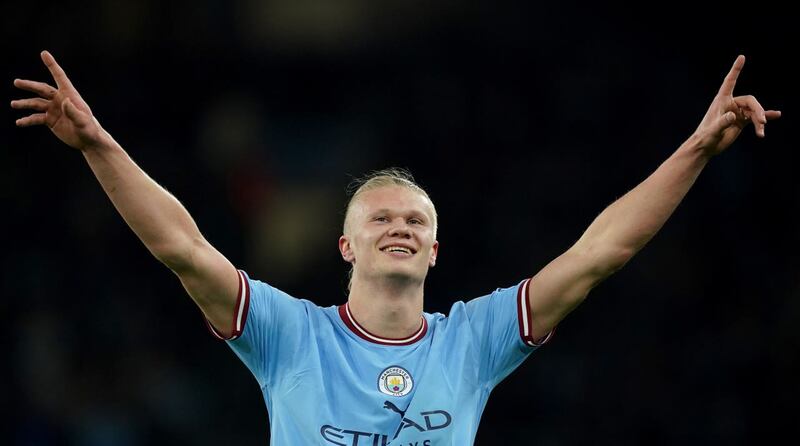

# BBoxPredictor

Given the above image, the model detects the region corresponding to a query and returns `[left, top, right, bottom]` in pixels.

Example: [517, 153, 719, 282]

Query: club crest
[378, 366, 413, 397]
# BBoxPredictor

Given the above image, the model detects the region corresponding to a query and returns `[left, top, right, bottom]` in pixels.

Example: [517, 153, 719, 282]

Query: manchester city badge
[378, 365, 413, 397]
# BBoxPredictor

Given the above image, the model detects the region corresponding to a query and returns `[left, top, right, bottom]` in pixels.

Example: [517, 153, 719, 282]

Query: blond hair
[342, 168, 438, 292]
[343, 167, 438, 236]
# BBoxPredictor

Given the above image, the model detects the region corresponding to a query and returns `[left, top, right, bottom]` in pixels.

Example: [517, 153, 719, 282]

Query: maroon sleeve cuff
[205, 269, 251, 340]
[516, 278, 555, 347]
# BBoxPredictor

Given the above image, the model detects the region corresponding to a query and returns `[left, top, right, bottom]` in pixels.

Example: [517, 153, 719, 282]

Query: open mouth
[380, 245, 416, 255]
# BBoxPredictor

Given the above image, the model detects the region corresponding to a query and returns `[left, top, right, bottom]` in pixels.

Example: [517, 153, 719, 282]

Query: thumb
[712, 111, 737, 134]
[62, 98, 89, 124]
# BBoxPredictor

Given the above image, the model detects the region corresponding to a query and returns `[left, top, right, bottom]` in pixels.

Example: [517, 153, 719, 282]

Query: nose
[388, 219, 412, 238]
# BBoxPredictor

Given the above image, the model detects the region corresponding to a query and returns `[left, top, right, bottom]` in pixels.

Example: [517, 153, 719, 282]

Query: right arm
[12, 51, 240, 337]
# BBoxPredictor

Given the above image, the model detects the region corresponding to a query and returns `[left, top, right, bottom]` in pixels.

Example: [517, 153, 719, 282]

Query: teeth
[383, 246, 412, 254]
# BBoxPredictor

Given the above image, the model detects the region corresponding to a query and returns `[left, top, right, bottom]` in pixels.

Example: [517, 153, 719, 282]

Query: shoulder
[241, 271, 335, 328]
[432, 281, 526, 318]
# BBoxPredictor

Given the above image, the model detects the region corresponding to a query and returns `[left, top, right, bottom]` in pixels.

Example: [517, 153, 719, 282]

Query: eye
[373, 216, 389, 222]
[408, 218, 423, 225]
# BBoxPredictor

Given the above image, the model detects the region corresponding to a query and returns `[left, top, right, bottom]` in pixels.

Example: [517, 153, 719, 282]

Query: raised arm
[12, 51, 241, 337]
[526, 55, 781, 341]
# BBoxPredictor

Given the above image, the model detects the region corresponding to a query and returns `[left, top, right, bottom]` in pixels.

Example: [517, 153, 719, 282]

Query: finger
[734, 95, 766, 121]
[757, 110, 783, 138]
[10, 97, 50, 112]
[711, 111, 738, 135]
[15, 113, 47, 127]
[13, 78, 58, 99]
[40, 50, 74, 90]
[734, 95, 766, 136]
[717, 55, 745, 98]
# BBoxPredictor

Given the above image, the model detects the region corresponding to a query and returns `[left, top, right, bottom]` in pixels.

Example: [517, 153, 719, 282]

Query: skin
[339, 186, 439, 338]
[13, 51, 240, 334]
[12, 51, 781, 343]
[522, 55, 781, 341]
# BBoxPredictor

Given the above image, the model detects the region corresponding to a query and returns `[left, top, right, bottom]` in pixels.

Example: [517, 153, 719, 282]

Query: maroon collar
[338, 302, 427, 346]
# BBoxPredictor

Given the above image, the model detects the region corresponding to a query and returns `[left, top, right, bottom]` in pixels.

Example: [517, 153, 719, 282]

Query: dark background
[2, 1, 797, 445]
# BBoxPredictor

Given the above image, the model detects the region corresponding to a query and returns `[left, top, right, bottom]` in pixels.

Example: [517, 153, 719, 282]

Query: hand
[693, 55, 781, 156]
[11, 50, 103, 151]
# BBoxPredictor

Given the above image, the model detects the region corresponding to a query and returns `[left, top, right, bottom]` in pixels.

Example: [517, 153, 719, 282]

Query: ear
[429, 240, 439, 267]
[339, 235, 355, 263]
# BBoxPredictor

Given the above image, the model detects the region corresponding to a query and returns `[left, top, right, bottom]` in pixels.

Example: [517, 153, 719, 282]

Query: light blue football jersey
[208, 270, 551, 445]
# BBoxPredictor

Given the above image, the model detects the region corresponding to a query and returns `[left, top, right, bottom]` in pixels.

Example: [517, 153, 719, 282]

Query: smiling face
[340, 185, 439, 288]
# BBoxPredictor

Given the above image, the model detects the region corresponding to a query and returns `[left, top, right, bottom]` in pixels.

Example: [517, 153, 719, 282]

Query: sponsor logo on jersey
[378, 365, 413, 397]
[320, 401, 452, 445]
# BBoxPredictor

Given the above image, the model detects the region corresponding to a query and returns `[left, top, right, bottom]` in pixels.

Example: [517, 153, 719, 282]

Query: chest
[273, 330, 483, 444]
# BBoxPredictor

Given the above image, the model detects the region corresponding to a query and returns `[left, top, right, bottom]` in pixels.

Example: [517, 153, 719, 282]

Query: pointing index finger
[40, 50, 73, 90]
[718, 55, 745, 97]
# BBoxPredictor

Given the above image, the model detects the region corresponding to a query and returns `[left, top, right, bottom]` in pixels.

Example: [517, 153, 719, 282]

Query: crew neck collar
[338, 302, 427, 346]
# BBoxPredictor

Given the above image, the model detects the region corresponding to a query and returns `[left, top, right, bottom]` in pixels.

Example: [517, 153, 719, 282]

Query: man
[12, 50, 780, 444]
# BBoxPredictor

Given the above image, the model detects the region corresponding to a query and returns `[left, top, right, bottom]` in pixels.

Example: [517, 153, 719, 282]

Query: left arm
[527, 55, 781, 341]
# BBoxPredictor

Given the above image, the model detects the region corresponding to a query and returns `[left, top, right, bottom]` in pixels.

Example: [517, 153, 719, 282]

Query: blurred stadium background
[2, 1, 797, 444]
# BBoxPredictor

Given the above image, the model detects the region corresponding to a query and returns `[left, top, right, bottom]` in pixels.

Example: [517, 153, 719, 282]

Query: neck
[347, 276, 424, 339]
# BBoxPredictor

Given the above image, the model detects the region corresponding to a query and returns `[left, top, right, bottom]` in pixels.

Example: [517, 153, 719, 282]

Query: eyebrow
[369, 209, 428, 220]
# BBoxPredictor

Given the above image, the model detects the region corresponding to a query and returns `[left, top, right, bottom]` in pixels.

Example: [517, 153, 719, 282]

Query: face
[339, 185, 439, 287]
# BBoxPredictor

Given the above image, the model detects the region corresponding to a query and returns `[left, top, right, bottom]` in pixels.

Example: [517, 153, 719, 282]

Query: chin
[382, 269, 426, 286]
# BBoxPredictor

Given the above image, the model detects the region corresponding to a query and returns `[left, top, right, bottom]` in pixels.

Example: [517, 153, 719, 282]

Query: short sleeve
[465, 278, 553, 387]
[212, 270, 311, 388]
